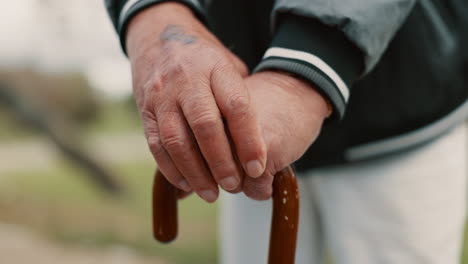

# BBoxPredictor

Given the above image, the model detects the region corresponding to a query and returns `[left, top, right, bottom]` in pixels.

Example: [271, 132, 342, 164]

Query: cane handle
[268, 166, 299, 264]
[152, 170, 178, 243]
[152, 167, 299, 264]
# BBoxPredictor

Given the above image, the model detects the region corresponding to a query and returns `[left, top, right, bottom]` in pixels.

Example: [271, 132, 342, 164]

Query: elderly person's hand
[126, 3, 266, 203]
[241, 71, 330, 200]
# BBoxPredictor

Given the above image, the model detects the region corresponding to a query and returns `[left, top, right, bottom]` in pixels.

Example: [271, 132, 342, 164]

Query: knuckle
[147, 136, 164, 157]
[227, 93, 250, 118]
[142, 90, 162, 114]
[158, 112, 186, 152]
[211, 160, 236, 177]
[165, 63, 184, 79]
[251, 144, 267, 161]
[141, 109, 156, 123]
[210, 59, 235, 83]
[228, 93, 249, 109]
[160, 133, 185, 152]
[243, 175, 273, 201]
[211, 57, 231, 72]
[162, 61, 192, 83]
[178, 90, 209, 108]
[210, 159, 227, 171]
[149, 77, 163, 93]
[142, 75, 163, 97]
[191, 113, 219, 139]
[178, 91, 212, 114]
[148, 138, 163, 156]
[142, 94, 157, 112]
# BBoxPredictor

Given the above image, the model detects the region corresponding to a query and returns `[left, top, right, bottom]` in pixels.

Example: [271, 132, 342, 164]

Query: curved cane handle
[152, 170, 178, 243]
[268, 166, 299, 264]
[152, 167, 299, 264]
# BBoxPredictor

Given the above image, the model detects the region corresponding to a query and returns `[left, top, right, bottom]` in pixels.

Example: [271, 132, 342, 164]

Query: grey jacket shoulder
[272, 0, 417, 73]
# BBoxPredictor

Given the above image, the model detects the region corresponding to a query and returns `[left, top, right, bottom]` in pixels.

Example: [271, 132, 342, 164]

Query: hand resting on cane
[126, 2, 266, 203]
[167, 71, 330, 201]
[126, 3, 329, 201]
[240, 71, 329, 200]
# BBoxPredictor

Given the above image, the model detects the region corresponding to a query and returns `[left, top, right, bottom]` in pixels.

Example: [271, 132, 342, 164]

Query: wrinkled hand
[126, 3, 266, 203]
[241, 71, 329, 200]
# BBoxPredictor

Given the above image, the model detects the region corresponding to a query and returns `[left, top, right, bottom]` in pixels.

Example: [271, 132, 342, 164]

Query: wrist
[255, 71, 331, 120]
[126, 2, 198, 58]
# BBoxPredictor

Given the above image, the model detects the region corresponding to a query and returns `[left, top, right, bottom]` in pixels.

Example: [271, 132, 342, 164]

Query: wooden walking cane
[152, 166, 299, 264]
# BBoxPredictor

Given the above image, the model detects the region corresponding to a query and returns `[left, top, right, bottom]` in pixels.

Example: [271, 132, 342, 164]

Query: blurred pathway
[0, 133, 153, 174]
[0, 223, 164, 264]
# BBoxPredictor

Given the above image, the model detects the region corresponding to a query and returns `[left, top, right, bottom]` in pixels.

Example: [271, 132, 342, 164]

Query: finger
[142, 110, 191, 192]
[157, 108, 219, 203]
[242, 170, 274, 201]
[179, 85, 242, 192]
[224, 135, 245, 194]
[211, 65, 267, 178]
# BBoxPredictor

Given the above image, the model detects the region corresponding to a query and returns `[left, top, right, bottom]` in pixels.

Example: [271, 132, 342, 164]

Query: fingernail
[199, 190, 217, 203]
[245, 160, 264, 178]
[178, 180, 191, 192]
[220, 177, 239, 191]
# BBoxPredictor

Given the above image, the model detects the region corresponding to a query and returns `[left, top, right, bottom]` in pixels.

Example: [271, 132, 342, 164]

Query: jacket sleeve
[104, 0, 206, 54]
[254, 0, 417, 120]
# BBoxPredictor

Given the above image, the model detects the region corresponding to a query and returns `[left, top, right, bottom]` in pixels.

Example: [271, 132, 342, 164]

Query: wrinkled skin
[127, 3, 267, 203]
[126, 3, 328, 201]
[241, 72, 328, 200]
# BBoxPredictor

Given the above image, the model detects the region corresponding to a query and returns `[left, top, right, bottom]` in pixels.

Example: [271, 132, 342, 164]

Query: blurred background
[1, 1, 467, 264]
[0, 0, 217, 263]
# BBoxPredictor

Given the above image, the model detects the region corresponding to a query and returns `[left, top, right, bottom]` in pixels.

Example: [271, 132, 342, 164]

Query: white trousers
[220, 125, 467, 264]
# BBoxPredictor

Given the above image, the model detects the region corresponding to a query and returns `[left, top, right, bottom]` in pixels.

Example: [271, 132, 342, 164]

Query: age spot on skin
[160, 24, 197, 45]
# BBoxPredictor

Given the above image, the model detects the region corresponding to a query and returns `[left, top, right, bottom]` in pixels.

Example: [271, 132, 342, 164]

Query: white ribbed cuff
[263, 47, 349, 102]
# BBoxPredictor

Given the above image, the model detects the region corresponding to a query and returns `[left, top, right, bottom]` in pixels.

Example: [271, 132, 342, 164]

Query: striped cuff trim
[120, 0, 142, 22]
[254, 58, 346, 119]
[118, 0, 201, 30]
[263, 47, 349, 102]
[116, 0, 205, 54]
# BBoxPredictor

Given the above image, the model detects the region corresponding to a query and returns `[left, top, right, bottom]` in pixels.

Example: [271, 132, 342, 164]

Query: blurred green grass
[84, 99, 142, 135]
[0, 160, 218, 264]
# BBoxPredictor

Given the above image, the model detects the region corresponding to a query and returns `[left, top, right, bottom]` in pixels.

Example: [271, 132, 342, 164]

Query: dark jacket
[106, 0, 468, 171]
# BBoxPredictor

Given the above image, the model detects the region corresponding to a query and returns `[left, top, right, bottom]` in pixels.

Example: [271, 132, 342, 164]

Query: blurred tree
[0, 68, 98, 123]
[0, 69, 123, 196]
